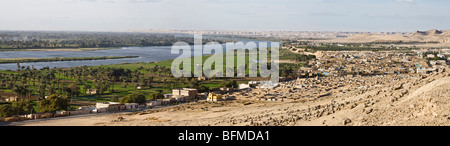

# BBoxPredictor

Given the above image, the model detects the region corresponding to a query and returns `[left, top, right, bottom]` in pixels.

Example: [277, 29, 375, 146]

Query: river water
[0, 46, 185, 70]
[0, 39, 277, 70]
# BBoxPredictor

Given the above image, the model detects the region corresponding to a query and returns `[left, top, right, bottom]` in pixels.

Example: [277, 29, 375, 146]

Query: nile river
[0, 46, 189, 70]
[0, 39, 276, 70]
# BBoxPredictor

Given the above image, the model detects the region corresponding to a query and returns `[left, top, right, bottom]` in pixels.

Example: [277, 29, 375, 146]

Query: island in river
[0, 56, 139, 64]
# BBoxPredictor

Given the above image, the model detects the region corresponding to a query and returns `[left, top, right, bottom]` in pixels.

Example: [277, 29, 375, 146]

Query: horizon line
[2, 29, 443, 33]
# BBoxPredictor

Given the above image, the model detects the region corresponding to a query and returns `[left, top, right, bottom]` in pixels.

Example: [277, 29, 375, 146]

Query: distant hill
[413, 29, 443, 36]
[322, 29, 450, 45]
[441, 30, 450, 36]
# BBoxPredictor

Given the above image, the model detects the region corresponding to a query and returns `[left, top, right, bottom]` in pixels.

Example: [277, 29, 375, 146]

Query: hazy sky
[0, 0, 449, 32]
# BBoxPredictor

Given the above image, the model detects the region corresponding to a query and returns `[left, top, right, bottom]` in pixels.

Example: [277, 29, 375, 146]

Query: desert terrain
[315, 29, 450, 48]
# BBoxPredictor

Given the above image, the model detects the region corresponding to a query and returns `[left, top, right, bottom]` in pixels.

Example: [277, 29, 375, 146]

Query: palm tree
[84, 84, 92, 95]
[12, 85, 33, 100]
[37, 82, 46, 100]
[12, 85, 27, 99]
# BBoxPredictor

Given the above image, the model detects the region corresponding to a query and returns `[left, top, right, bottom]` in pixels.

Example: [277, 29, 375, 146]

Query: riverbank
[0, 56, 139, 64]
[0, 47, 119, 52]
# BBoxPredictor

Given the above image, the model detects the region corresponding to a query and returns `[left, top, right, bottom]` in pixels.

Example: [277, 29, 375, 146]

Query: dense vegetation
[0, 100, 34, 117]
[305, 45, 401, 52]
[282, 40, 420, 52]
[0, 56, 139, 64]
[119, 92, 147, 104]
[279, 48, 316, 62]
[0, 38, 317, 118]
[423, 51, 447, 60]
[220, 80, 238, 88]
[0, 60, 262, 117]
[0, 31, 231, 50]
[38, 94, 70, 113]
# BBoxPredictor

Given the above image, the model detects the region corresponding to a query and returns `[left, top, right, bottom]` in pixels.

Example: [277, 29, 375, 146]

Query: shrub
[38, 94, 70, 113]
[220, 80, 238, 88]
[0, 105, 14, 117]
[11, 100, 34, 115]
[149, 92, 164, 100]
[196, 85, 210, 93]
[119, 92, 147, 104]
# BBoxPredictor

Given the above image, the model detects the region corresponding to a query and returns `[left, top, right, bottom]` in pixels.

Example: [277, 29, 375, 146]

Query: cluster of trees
[282, 40, 311, 46]
[280, 65, 296, 78]
[423, 51, 447, 60]
[279, 48, 316, 62]
[0, 62, 192, 117]
[220, 80, 238, 88]
[0, 64, 173, 100]
[185, 78, 210, 92]
[282, 40, 422, 52]
[149, 92, 164, 101]
[119, 92, 147, 104]
[38, 94, 70, 113]
[371, 41, 440, 44]
[0, 94, 70, 117]
[0, 100, 34, 117]
[305, 45, 391, 52]
[279, 63, 309, 79]
[0, 31, 230, 49]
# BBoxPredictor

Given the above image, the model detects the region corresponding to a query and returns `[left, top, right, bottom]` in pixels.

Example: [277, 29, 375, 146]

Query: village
[231, 46, 450, 102]
[287, 47, 450, 76]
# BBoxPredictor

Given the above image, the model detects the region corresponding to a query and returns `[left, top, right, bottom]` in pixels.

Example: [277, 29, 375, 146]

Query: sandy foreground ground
[13, 69, 450, 126]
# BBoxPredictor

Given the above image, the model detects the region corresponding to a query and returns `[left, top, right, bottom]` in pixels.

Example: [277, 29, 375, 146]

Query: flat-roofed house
[5, 96, 19, 102]
[172, 88, 198, 100]
[207, 93, 222, 102]
[147, 100, 162, 106]
[124, 103, 139, 110]
[86, 89, 98, 95]
[96, 102, 121, 112]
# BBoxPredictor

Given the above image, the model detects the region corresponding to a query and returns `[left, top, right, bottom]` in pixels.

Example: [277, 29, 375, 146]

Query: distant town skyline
[0, 0, 449, 32]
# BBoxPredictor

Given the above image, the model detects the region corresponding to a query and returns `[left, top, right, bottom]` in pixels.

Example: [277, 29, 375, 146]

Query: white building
[95, 102, 122, 112]
[124, 103, 139, 110]
[238, 84, 250, 89]
[147, 100, 162, 106]
[257, 81, 279, 89]
[172, 88, 198, 99]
